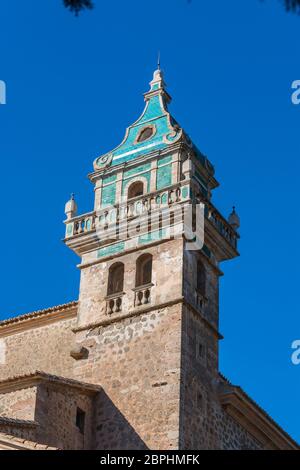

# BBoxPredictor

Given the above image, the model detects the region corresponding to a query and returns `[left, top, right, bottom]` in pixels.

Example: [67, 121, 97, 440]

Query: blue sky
[0, 0, 299, 442]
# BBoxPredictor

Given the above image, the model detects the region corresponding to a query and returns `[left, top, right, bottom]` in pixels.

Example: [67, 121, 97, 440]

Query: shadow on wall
[94, 389, 149, 450]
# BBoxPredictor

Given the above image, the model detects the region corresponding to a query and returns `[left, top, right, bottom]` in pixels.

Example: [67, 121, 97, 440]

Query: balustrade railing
[65, 183, 238, 249]
[133, 284, 153, 307]
[206, 203, 237, 249]
[105, 292, 123, 315]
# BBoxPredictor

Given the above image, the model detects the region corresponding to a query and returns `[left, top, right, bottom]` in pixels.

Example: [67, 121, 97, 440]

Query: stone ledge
[72, 297, 185, 332]
[72, 297, 222, 340]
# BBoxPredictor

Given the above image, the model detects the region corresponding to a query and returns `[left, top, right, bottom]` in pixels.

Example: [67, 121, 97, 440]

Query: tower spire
[157, 51, 161, 71]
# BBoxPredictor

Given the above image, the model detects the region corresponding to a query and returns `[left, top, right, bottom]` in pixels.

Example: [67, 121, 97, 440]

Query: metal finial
[71, 193, 75, 200]
[157, 51, 161, 70]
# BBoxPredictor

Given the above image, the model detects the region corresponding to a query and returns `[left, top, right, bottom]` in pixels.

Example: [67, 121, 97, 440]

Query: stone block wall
[179, 305, 261, 449]
[0, 317, 77, 381]
[77, 238, 184, 328]
[35, 383, 94, 450]
[0, 387, 37, 421]
[0, 381, 95, 450]
[73, 304, 182, 450]
[183, 247, 220, 331]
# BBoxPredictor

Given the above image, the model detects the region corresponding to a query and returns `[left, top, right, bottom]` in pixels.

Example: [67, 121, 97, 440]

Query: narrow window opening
[198, 342, 204, 359]
[76, 407, 85, 434]
[196, 337, 206, 363]
[107, 262, 124, 296]
[197, 393, 203, 410]
[196, 259, 206, 297]
[136, 254, 153, 287]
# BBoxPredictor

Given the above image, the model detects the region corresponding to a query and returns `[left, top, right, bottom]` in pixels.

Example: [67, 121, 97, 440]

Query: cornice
[73, 296, 185, 333]
[72, 296, 222, 341]
[88, 142, 183, 183]
[219, 386, 299, 450]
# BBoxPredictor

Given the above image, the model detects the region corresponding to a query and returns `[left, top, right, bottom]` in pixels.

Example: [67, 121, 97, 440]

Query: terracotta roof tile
[0, 417, 38, 428]
[0, 301, 78, 328]
[0, 370, 101, 395]
[0, 432, 58, 450]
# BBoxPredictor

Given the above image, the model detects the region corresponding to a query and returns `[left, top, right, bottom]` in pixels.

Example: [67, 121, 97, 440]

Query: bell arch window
[128, 181, 144, 200]
[136, 254, 153, 287]
[196, 259, 206, 297]
[107, 262, 124, 296]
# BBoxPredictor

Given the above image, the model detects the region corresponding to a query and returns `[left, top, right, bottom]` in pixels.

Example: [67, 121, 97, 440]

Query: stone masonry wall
[73, 238, 184, 449]
[74, 305, 182, 450]
[183, 247, 220, 332]
[35, 384, 94, 450]
[179, 304, 262, 449]
[0, 317, 77, 381]
[0, 387, 37, 421]
[77, 239, 184, 328]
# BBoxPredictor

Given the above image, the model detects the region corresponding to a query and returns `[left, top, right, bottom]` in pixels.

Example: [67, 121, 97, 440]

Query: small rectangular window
[196, 337, 206, 364]
[76, 407, 85, 434]
[197, 392, 203, 410]
[196, 389, 206, 417]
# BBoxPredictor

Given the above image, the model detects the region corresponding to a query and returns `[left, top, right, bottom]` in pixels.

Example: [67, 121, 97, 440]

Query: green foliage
[63, 0, 93, 15]
[284, 0, 300, 13]
[62, 0, 300, 16]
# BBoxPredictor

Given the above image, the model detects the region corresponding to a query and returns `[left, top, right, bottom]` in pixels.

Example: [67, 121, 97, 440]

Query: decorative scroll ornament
[163, 126, 183, 144]
[94, 153, 113, 170]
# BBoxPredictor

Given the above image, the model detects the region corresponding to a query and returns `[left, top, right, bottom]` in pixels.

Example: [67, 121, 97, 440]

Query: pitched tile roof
[0, 301, 78, 328]
[0, 432, 57, 450]
[0, 370, 101, 395]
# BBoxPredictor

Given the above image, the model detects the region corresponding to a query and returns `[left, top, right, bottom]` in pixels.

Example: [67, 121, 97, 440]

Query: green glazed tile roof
[93, 68, 215, 176]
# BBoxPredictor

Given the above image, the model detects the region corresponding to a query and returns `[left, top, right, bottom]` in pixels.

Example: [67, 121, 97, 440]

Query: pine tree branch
[63, 0, 94, 15]
[61, 1, 300, 16]
[284, 0, 300, 13]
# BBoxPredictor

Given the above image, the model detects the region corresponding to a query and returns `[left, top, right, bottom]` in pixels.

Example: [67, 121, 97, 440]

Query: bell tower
[63, 67, 240, 450]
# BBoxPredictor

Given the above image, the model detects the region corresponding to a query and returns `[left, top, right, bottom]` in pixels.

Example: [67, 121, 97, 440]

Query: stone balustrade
[205, 202, 238, 249]
[65, 213, 96, 237]
[133, 284, 153, 307]
[104, 285, 153, 316]
[98, 183, 189, 228]
[105, 293, 123, 315]
[64, 183, 189, 239]
[64, 183, 238, 250]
